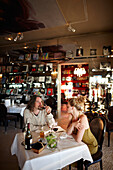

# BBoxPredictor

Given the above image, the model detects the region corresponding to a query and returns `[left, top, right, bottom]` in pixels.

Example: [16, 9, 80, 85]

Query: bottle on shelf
[25, 123, 32, 150]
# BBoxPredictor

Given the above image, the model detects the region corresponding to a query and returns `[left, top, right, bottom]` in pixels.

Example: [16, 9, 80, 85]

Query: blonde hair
[68, 95, 86, 111]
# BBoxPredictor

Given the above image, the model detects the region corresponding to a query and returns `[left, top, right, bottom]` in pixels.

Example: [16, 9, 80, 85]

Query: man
[24, 95, 55, 131]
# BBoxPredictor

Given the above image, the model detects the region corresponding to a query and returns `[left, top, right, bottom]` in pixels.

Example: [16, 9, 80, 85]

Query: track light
[14, 32, 23, 41]
[68, 24, 76, 32]
[5, 35, 13, 41]
[23, 44, 29, 49]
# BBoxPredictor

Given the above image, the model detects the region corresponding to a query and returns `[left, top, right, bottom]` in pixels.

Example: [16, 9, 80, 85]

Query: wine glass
[52, 122, 58, 132]
[49, 124, 54, 133]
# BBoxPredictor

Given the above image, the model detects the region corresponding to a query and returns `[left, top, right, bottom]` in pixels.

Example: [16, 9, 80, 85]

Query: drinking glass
[40, 126, 44, 139]
[52, 122, 58, 132]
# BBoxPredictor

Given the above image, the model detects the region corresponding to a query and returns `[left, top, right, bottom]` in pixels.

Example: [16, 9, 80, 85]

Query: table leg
[20, 116, 23, 129]
[77, 159, 83, 170]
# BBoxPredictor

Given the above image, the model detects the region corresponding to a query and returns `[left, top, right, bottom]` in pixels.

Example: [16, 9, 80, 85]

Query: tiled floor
[0, 122, 21, 170]
[0, 111, 113, 170]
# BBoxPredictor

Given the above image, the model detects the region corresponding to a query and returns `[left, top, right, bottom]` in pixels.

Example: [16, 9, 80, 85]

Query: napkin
[56, 126, 65, 132]
[60, 132, 67, 139]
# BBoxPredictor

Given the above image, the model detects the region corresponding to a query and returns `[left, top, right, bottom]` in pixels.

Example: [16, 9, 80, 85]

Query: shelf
[62, 80, 89, 83]
[62, 65, 89, 71]
[61, 73, 89, 77]
[73, 87, 89, 90]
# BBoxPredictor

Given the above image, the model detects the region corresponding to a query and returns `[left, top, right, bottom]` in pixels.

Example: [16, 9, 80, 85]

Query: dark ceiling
[0, 0, 113, 62]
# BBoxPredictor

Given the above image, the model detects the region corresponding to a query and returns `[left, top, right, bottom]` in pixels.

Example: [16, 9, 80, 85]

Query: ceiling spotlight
[14, 32, 23, 41]
[72, 28, 76, 32]
[14, 36, 17, 42]
[40, 47, 43, 53]
[23, 45, 29, 49]
[68, 24, 76, 32]
[17, 32, 23, 40]
[36, 44, 40, 53]
[5, 35, 13, 41]
[6, 51, 9, 56]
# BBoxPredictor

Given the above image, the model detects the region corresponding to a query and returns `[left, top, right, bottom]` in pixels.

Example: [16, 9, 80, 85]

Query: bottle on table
[25, 123, 32, 150]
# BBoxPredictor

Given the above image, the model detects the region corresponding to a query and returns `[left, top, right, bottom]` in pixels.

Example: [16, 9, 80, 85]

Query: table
[11, 132, 93, 170]
[7, 104, 26, 128]
[7, 104, 26, 117]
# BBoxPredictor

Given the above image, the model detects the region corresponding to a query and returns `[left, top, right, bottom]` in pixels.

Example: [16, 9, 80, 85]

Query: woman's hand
[72, 120, 84, 131]
[67, 106, 78, 121]
[45, 106, 52, 114]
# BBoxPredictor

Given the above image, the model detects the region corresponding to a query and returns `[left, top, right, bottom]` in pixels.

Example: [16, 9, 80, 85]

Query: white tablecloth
[11, 132, 93, 170]
[7, 104, 26, 116]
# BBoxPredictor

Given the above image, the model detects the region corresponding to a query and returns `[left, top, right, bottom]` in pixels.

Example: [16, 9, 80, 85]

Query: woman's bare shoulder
[80, 113, 87, 118]
[79, 114, 88, 122]
[80, 114, 89, 128]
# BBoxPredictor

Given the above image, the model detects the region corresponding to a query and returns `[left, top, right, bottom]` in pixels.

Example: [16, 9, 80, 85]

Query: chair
[45, 96, 57, 118]
[0, 104, 17, 132]
[84, 116, 106, 170]
[105, 106, 113, 147]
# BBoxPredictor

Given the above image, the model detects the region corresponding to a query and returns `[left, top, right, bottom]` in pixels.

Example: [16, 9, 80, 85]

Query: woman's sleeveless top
[71, 113, 98, 155]
[69, 113, 98, 155]
[82, 127, 98, 155]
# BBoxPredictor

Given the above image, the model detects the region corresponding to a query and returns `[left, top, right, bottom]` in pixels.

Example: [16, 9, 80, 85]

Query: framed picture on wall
[76, 48, 83, 56]
[47, 88, 53, 96]
[40, 88, 45, 94]
[18, 55, 24, 60]
[66, 51, 73, 59]
[46, 76, 51, 83]
[2, 88, 6, 94]
[38, 64, 44, 72]
[21, 65, 29, 72]
[34, 77, 39, 83]
[46, 63, 53, 71]
[27, 76, 34, 83]
[90, 49, 97, 55]
[13, 66, 19, 73]
[38, 76, 45, 82]
[6, 66, 12, 73]
[31, 64, 37, 72]
[103, 46, 111, 55]
[13, 88, 18, 95]
[32, 54, 39, 60]
[25, 54, 31, 61]
[100, 62, 111, 70]
[0, 58, 3, 63]
[2, 66, 6, 73]
[42, 53, 48, 60]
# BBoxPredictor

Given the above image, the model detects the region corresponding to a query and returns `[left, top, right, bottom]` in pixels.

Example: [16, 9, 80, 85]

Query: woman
[66, 95, 98, 155]
[24, 95, 55, 131]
